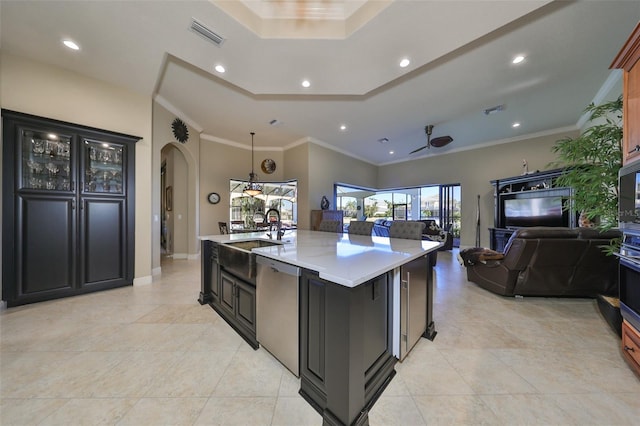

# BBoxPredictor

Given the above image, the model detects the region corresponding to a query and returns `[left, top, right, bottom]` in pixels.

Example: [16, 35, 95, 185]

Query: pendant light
[243, 132, 263, 197]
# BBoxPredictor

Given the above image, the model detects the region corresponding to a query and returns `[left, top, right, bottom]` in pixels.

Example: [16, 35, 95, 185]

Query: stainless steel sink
[223, 240, 282, 251]
[218, 239, 282, 282]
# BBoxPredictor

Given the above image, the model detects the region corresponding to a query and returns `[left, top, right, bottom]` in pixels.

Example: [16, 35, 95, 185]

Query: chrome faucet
[265, 208, 283, 240]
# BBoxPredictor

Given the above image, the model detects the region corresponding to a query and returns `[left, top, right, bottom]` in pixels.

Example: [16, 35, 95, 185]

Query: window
[335, 182, 461, 246]
[229, 180, 297, 230]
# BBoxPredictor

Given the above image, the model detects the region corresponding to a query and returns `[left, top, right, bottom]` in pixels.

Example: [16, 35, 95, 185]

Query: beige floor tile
[117, 397, 207, 425]
[2, 253, 639, 425]
[277, 370, 302, 396]
[271, 396, 322, 425]
[480, 394, 579, 425]
[368, 396, 426, 426]
[212, 349, 285, 397]
[194, 396, 276, 425]
[440, 349, 537, 394]
[0, 398, 68, 425]
[412, 395, 502, 425]
[553, 392, 640, 425]
[38, 398, 138, 425]
[84, 351, 182, 397]
[145, 350, 236, 397]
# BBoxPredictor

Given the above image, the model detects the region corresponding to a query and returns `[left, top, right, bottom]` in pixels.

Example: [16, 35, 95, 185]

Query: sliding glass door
[335, 183, 461, 247]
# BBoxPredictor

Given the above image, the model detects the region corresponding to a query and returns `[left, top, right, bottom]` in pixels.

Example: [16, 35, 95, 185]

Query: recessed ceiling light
[301, 80, 311, 88]
[389, 150, 395, 155]
[339, 124, 347, 131]
[62, 39, 80, 50]
[214, 64, 225, 73]
[48, 133, 58, 139]
[512, 55, 525, 64]
[399, 58, 410, 68]
[512, 122, 521, 128]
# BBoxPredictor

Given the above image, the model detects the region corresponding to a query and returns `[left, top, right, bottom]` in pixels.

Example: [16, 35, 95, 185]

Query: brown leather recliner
[464, 227, 620, 297]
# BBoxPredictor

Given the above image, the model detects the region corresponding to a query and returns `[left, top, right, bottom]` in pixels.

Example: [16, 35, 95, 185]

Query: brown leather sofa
[464, 227, 621, 297]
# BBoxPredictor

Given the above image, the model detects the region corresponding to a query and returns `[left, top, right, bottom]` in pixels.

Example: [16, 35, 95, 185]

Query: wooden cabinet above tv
[611, 22, 640, 165]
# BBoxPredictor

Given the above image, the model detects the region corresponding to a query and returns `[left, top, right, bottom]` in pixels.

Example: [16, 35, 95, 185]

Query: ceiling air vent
[190, 18, 225, 47]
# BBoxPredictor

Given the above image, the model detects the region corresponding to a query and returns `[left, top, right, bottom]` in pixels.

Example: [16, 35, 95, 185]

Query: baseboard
[133, 275, 153, 286]
[152, 267, 162, 276]
[188, 253, 200, 260]
[171, 253, 188, 260]
[0, 300, 6, 311]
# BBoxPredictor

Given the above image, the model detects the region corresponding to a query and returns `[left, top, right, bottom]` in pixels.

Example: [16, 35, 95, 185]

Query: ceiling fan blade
[429, 136, 453, 148]
[409, 145, 428, 154]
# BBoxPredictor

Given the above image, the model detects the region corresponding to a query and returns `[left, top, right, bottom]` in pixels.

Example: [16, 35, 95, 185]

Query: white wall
[152, 101, 200, 271]
[1, 53, 153, 283]
[377, 131, 579, 247]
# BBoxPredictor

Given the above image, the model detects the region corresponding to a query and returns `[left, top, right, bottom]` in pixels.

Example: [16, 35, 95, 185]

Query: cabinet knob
[624, 345, 635, 352]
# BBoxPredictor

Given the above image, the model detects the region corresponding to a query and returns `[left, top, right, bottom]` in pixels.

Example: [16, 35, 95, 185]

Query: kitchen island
[199, 230, 440, 426]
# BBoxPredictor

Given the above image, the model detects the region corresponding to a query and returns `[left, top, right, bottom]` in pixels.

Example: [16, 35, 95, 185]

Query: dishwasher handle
[256, 256, 300, 276]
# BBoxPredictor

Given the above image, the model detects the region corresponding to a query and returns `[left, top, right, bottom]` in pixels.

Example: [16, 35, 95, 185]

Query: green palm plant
[549, 95, 623, 232]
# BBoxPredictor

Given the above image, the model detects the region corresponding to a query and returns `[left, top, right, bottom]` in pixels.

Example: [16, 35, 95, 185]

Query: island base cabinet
[211, 269, 258, 349]
[299, 269, 396, 426]
[198, 240, 218, 305]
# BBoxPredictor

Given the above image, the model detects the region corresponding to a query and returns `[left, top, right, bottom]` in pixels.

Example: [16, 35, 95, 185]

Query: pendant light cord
[250, 132, 255, 176]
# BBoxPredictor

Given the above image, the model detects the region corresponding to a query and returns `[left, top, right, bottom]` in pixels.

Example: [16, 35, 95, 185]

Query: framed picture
[165, 186, 172, 211]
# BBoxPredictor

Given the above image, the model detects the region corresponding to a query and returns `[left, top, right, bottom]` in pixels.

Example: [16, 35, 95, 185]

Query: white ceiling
[1, 1, 638, 165]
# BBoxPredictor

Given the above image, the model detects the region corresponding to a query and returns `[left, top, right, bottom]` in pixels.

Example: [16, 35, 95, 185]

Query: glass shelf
[84, 139, 124, 194]
[21, 129, 72, 191]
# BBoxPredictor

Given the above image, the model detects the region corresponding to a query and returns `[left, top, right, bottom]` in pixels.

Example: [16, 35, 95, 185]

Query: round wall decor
[171, 118, 189, 143]
[207, 192, 220, 204]
[261, 158, 276, 174]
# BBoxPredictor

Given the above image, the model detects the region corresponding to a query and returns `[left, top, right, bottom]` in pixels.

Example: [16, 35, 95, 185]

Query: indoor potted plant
[550, 95, 623, 237]
[549, 95, 623, 335]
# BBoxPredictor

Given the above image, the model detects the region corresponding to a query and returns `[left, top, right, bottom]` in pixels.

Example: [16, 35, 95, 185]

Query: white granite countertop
[199, 230, 441, 287]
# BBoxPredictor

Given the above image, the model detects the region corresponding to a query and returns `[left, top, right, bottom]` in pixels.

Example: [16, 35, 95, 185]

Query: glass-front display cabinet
[2, 109, 140, 307]
[84, 138, 125, 194]
[21, 129, 73, 191]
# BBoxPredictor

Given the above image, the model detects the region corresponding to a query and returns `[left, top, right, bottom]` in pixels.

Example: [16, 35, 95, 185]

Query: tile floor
[1, 250, 639, 425]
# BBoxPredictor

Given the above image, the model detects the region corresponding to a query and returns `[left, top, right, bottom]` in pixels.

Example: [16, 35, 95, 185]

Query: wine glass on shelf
[33, 140, 45, 155]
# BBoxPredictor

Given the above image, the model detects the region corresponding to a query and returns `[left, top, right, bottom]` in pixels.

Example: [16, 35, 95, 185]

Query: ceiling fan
[409, 124, 453, 154]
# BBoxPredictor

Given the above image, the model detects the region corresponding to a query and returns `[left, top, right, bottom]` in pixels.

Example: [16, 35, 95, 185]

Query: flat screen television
[619, 161, 640, 225]
[503, 196, 567, 228]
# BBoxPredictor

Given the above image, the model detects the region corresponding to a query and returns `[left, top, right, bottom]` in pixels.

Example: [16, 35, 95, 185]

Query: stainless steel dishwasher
[256, 256, 301, 376]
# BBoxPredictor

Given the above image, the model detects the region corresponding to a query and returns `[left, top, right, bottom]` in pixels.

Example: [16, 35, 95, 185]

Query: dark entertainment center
[489, 168, 576, 251]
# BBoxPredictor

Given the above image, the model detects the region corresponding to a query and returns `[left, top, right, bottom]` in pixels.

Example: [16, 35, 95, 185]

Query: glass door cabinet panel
[20, 128, 72, 191]
[84, 139, 124, 194]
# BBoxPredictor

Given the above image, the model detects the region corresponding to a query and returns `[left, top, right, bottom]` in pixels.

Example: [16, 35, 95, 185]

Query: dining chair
[389, 221, 425, 240]
[218, 221, 229, 235]
[348, 220, 374, 236]
[318, 220, 342, 233]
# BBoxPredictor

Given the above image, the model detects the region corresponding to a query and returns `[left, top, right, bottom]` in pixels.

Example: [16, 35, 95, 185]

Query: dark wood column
[300, 270, 396, 426]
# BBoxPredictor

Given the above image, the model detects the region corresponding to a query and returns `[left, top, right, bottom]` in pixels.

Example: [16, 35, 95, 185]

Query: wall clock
[261, 158, 276, 174]
[207, 192, 220, 204]
[171, 118, 189, 144]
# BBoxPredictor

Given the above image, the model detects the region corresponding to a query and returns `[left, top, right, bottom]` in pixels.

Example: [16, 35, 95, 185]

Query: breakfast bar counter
[199, 230, 440, 426]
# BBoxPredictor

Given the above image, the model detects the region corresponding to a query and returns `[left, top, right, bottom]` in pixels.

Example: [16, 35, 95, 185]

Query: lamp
[243, 132, 263, 197]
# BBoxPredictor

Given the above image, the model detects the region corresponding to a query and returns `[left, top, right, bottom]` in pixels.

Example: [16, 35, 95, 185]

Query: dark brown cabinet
[216, 269, 257, 347]
[2, 110, 139, 307]
[299, 269, 396, 424]
[489, 168, 574, 250]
